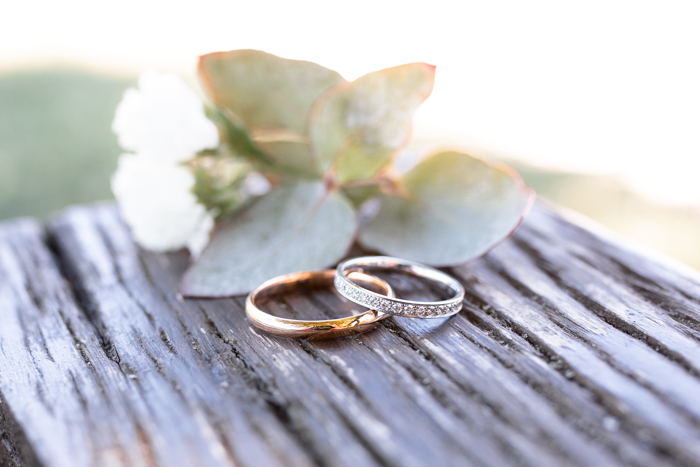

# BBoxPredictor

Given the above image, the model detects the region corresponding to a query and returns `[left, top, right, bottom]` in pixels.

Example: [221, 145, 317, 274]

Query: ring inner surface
[346, 266, 456, 303]
[256, 271, 391, 321]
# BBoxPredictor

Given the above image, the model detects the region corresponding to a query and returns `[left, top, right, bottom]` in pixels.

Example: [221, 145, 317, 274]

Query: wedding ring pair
[245, 256, 466, 340]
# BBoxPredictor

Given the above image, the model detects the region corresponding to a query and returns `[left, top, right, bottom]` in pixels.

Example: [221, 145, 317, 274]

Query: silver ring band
[335, 256, 465, 318]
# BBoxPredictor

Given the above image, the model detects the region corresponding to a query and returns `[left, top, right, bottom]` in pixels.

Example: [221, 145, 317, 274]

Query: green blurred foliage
[0, 69, 133, 220]
[0, 68, 696, 272]
[509, 163, 700, 271]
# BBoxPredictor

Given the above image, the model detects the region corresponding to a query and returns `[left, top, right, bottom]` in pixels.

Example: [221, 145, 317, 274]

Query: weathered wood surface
[1, 200, 700, 467]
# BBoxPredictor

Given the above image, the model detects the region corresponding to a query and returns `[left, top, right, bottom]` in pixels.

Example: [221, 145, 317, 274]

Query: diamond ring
[335, 256, 465, 319]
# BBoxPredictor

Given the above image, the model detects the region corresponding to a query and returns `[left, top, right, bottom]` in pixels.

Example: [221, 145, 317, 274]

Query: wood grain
[0, 201, 698, 467]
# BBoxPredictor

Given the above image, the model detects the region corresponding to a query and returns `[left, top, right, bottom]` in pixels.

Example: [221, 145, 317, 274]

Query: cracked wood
[0, 201, 699, 467]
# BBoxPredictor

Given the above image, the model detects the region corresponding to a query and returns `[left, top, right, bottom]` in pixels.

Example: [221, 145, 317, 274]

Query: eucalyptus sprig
[176, 50, 534, 297]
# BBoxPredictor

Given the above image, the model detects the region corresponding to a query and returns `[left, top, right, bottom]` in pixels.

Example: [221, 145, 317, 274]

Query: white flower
[113, 70, 219, 162]
[111, 154, 214, 256]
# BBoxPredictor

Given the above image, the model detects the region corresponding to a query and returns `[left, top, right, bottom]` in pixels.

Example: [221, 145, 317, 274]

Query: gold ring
[246, 269, 394, 340]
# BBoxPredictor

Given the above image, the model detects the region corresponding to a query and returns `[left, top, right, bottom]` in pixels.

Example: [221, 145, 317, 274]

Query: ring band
[246, 270, 394, 340]
[335, 256, 465, 319]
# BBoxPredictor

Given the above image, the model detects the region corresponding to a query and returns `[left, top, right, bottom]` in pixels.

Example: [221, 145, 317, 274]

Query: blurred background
[1, 0, 698, 269]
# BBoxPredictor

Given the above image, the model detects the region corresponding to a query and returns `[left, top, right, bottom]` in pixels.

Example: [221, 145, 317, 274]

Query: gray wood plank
[0, 200, 699, 467]
[0, 216, 311, 467]
[0, 218, 151, 467]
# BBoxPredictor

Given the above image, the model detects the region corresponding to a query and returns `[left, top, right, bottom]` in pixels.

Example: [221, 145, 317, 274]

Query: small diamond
[405, 305, 415, 315]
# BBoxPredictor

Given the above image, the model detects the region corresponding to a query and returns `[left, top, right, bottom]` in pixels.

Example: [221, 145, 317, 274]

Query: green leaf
[180, 181, 357, 297]
[250, 138, 319, 178]
[358, 151, 535, 266]
[199, 49, 345, 176]
[189, 154, 255, 218]
[309, 63, 435, 183]
[341, 183, 383, 208]
[206, 106, 271, 164]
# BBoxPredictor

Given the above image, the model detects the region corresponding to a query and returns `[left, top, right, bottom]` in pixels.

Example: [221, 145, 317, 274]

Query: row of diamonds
[334, 276, 462, 316]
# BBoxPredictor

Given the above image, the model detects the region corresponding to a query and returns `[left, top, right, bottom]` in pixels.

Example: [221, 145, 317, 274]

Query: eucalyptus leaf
[253, 140, 320, 178]
[358, 151, 534, 266]
[180, 181, 357, 297]
[309, 63, 435, 183]
[206, 106, 271, 165]
[199, 50, 345, 176]
[211, 108, 317, 176]
[341, 183, 383, 208]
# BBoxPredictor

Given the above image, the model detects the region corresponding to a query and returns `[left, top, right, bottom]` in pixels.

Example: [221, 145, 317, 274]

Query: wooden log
[0, 201, 698, 467]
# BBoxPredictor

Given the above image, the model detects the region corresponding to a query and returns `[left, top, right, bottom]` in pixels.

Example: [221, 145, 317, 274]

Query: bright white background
[2, 0, 699, 207]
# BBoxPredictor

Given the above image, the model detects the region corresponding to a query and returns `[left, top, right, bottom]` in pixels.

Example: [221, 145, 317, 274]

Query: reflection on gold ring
[246, 269, 394, 340]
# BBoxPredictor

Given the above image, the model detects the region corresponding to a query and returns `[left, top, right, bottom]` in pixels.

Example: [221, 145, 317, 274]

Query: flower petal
[112, 71, 219, 162]
[111, 154, 214, 254]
